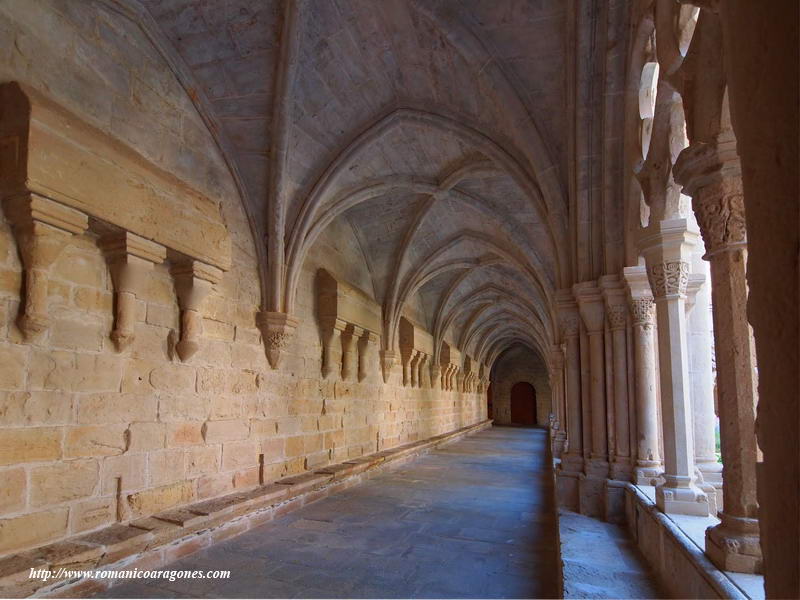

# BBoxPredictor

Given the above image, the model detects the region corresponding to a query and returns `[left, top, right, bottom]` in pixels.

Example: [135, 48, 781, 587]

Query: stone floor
[560, 509, 663, 599]
[94, 426, 560, 599]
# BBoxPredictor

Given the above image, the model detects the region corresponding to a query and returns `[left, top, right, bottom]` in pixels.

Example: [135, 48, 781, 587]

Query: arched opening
[487, 382, 494, 419]
[510, 382, 537, 426]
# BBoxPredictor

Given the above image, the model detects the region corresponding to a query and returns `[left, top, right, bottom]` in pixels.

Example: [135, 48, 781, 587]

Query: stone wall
[490, 345, 551, 427]
[0, 0, 486, 558]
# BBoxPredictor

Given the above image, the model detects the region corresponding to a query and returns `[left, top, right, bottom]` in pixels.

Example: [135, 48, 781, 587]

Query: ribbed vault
[139, 0, 626, 372]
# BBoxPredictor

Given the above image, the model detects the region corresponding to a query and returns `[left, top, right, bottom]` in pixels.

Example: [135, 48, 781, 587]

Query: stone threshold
[624, 484, 764, 600]
[0, 420, 492, 599]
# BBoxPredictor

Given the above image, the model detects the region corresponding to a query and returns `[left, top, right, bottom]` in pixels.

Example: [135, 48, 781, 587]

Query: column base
[610, 459, 633, 481]
[697, 462, 724, 512]
[705, 514, 762, 574]
[656, 477, 709, 516]
[556, 469, 580, 511]
[634, 462, 664, 486]
[579, 460, 609, 518]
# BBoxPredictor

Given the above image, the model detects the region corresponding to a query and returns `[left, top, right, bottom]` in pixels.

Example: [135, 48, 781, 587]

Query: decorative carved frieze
[2, 193, 88, 339]
[100, 231, 166, 351]
[648, 261, 690, 298]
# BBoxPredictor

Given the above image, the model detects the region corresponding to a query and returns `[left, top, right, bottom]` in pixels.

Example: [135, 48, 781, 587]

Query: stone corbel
[379, 349, 397, 384]
[430, 363, 442, 390]
[417, 353, 429, 389]
[171, 260, 223, 361]
[320, 317, 347, 379]
[258, 311, 300, 369]
[340, 324, 363, 381]
[2, 194, 88, 339]
[409, 351, 422, 388]
[100, 232, 166, 351]
[357, 330, 379, 382]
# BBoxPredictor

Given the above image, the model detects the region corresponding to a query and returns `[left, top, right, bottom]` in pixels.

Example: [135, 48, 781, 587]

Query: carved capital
[607, 304, 628, 330]
[693, 178, 747, 257]
[2, 194, 88, 339]
[647, 261, 689, 298]
[630, 297, 655, 327]
[101, 231, 166, 351]
[574, 283, 605, 333]
[257, 311, 299, 369]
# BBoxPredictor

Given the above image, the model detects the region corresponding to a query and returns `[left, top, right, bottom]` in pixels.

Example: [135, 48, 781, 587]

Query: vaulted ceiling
[140, 0, 630, 364]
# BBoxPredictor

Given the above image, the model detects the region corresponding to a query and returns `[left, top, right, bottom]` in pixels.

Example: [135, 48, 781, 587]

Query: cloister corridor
[91, 427, 654, 599]
[0, 1, 796, 599]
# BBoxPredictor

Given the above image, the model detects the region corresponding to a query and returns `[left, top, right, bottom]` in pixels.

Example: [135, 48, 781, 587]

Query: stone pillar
[624, 266, 663, 485]
[574, 283, 608, 471]
[639, 219, 709, 516]
[676, 143, 761, 572]
[557, 293, 583, 474]
[686, 256, 723, 514]
[603, 279, 633, 481]
[321, 318, 347, 379]
[574, 282, 608, 517]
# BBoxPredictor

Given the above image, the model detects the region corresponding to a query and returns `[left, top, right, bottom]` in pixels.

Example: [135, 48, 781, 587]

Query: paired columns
[639, 219, 709, 516]
[676, 137, 761, 573]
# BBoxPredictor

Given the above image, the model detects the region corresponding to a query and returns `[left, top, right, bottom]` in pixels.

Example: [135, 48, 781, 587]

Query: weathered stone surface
[64, 425, 127, 458]
[126, 482, 194, 518]
[0, 509, 69, 554]
[275, 472, 333, 494]
[100, 453, 147, 494]
[30, 459, 98, 507]
[202, 419, 249, 443]
[76, 524, 153, 565]
[69, 496, 116, 534]
[0, 467, 25, 513]
[77, 393, 157, 424]
[0, 427, 61, 465]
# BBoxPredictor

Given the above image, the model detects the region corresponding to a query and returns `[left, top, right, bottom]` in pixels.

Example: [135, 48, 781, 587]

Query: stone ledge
[624, 484, 760, 599]
[0, 419, 491, 599]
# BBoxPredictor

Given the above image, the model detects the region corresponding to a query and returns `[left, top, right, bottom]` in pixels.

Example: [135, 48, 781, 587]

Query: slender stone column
[603, 281, 633, 481]
[624, 266, 663, 485]
[675, 141, 761, 573]
[550, 345, 567, 458]
[574, 283, 608, 474]
[639, 219, 709, 516]
[557, 295, 583, 474]
[686, 257, 723, 514]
